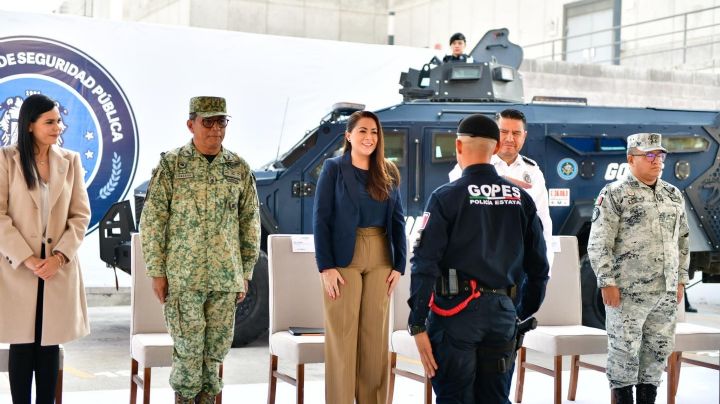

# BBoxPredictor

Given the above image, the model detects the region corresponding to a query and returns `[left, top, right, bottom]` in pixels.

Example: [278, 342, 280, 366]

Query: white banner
[0, 10, 433, 287]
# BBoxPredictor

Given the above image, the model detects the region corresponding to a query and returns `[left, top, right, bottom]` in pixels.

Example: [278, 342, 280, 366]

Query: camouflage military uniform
[140, 140, 260, 398]
[588, 171, 689, 389]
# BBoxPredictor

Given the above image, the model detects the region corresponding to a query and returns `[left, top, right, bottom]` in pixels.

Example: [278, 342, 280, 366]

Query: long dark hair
[342, 110, 400, 201]
[17, 94, 57, 189]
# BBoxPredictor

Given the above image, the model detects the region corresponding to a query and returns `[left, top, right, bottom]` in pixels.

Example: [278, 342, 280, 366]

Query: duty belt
[430, 269, 515, 317]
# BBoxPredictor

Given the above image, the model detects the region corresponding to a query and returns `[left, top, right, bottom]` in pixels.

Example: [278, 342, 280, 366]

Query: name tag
[224, 176, 240, 184]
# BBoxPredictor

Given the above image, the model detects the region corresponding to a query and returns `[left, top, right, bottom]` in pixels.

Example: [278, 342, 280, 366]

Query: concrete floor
[1, 280, 718, 403]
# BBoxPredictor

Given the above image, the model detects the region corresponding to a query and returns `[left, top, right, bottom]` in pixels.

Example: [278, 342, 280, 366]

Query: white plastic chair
[387, 217, 431, 404]
[266, 235, 325, 404]
[515, 236, 609, 404]
[666, 301, 720, 404]
[130, 234, 223, 404]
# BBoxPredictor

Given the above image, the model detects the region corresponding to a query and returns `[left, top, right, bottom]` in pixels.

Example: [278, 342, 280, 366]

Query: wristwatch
[408, 324, 426, 336]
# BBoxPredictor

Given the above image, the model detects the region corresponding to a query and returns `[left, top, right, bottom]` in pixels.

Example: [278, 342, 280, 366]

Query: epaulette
[521, 155, 537, 166]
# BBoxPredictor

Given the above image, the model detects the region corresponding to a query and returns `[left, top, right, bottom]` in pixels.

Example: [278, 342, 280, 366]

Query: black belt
[437, 277, 514, 297]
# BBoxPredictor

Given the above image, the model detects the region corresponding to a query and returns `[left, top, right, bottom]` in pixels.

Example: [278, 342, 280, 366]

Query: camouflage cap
[627, 132, 667, 154]
[189, 96, 230, 118]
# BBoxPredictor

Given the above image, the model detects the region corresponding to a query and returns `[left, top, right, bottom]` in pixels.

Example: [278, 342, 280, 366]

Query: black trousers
[428, 293, 517, 404]
[9, 245, 59, 404]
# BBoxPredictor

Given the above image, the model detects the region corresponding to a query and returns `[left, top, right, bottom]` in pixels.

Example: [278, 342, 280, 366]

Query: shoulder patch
[521, 155, 537, 166]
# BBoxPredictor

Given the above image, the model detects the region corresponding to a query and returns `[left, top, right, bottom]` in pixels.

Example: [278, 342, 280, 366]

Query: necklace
[37, 160, 48, 165]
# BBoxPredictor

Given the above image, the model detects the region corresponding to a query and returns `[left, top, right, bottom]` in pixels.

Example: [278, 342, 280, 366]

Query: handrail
[522, 5, 720, 70]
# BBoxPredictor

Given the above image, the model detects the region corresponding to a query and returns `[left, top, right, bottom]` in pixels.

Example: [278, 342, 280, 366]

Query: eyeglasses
[201, 117, 229, 128]
[631, 151, 667, 163]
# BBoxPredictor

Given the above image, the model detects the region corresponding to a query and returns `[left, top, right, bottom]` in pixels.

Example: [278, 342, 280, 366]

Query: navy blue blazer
[313, 152, 407, 274]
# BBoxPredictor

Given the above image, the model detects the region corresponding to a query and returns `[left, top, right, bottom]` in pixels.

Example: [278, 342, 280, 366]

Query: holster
[476, 316, 537, 374]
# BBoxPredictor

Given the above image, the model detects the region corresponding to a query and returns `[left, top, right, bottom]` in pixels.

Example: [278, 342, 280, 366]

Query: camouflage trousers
[164, 290, 236, 398]
[605, 290, 677, 389]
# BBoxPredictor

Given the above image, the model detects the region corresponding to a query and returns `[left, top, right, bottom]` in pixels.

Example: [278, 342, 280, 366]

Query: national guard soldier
[408, 114, 549, 403]
[140, 96, 261, 404]
[588, 133, 689, 404]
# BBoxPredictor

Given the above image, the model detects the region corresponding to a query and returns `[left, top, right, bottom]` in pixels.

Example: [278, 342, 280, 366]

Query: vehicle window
[308, 137, 345, 180]
[385, 129, 407, 167]
[562, 136, 627, 153]
[281, 130, 319, 168]
[432, 132, 457, 163]
[663, 136, 710, 153]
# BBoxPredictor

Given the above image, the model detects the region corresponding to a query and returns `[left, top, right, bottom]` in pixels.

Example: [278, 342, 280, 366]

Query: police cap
[457, 114, 499, 142]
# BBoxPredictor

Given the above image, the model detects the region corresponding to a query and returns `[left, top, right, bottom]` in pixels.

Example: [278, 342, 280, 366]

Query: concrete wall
[392, 0, 720, 72]
[120, 0, 390, 44]
[56, 0, 720, 69]
[521, 58, 720, 110]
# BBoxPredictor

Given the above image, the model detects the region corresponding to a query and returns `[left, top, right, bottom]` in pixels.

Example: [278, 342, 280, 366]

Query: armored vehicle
[101, 28, 720, 346]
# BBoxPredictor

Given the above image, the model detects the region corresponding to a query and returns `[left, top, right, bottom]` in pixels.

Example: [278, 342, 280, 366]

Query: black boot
[636, 383, 657, 404]
[612, 386, 634, 404]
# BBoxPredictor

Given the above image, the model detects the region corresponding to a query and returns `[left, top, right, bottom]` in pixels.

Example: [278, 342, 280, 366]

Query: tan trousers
[323, 227, 392, 404]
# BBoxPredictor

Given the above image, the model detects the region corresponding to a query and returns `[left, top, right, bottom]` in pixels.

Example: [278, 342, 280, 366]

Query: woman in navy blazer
[313, 110, 406, 404]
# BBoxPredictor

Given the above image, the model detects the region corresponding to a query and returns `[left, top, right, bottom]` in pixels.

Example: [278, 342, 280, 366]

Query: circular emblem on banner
[557, 158, 578, 181]
[0, 36, 138, 233]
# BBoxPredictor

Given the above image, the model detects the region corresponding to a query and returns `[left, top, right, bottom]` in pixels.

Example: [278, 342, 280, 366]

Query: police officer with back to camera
[449, 108, 554, 268]
[408, 114, 549, 403]
[442, 32, 473, 63]
[588, 133, 689, 404]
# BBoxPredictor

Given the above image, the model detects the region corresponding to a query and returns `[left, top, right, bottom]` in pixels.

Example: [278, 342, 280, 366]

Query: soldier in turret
[442, 32, 473, 63]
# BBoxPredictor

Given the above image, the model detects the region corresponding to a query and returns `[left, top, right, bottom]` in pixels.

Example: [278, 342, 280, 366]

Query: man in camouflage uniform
[588, 133, 689, 404]
[140, 96, 260, 404]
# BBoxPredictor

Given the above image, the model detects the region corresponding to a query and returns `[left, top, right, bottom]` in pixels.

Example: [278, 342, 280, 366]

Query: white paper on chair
[291, 235, 315, 253]
[551, 237, 561, 253]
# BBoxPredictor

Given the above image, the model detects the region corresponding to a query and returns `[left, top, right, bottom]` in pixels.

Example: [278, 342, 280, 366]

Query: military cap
[189, 96, 230, 118]
[457, 114, 499, 141]
[627, 133, 667, 154]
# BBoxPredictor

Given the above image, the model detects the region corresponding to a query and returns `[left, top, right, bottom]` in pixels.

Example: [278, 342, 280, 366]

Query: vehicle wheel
[232, 251, 269, 347]
[580, 254, 606, 329]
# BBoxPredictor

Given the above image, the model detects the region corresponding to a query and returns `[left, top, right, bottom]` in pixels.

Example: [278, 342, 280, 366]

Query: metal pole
[683, 13, 688, 64]
[388, 10, 395, 45]
[612, 0, 622, 65]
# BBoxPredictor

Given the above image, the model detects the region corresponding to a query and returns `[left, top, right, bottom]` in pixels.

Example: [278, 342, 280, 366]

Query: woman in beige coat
[0, 94, 90, 404]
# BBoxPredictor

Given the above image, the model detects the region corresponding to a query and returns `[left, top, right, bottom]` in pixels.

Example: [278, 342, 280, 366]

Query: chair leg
[514, 347, 526, 403]
[387, 352, 397, 404]
[673, 352, 682, 394]
[130, 358, 139, 404]
[424, 376, 432, 404]
[296, 363, 305, 404]
[142, 367, 151, 404]
[217, 363, 223, 404]
[55, 368, 63, 404]
[267, 355, 278, 404]
[568, 354, 579, 401]
[666, 351, 681, 404]
[553, 355, 562, 404]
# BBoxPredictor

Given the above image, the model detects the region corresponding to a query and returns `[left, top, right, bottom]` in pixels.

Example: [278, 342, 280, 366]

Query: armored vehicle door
[383, 127, 410, 215]
[405, 127, 458, 217]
